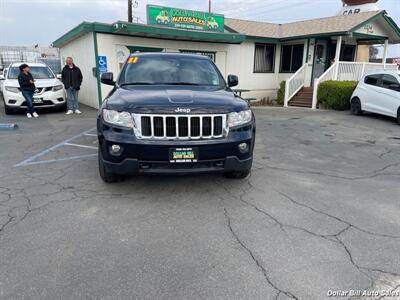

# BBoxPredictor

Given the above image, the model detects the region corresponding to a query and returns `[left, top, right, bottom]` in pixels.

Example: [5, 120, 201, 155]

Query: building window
[253, 43, 275, 73]
[179, 50, 216, 62]
[280, 44, 304, 73]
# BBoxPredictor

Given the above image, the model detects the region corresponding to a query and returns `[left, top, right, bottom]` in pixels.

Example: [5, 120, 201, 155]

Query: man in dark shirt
[18, 64, 39, 118]
[61, 57, 83, 115]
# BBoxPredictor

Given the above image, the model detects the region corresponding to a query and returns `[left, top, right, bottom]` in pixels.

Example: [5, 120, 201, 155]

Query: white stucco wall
[59, 33, 99, 109]
[96, 33, 231, 101]
[59, 32, 312, 108]
[96, 33, 302, 102]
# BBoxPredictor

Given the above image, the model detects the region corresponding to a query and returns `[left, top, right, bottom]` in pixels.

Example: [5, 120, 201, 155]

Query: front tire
[98, 148, 124, 183]
[58, 102, 67, 112]
[225, 168, 251, 179]
[4, 102, 13, 115]
[397, 108, 400, 125]
[350, 98, 362, 115]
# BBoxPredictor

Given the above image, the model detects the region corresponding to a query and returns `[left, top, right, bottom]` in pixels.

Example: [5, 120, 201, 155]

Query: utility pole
[128, 0, 133, 23]
[208, 0, 211, 13]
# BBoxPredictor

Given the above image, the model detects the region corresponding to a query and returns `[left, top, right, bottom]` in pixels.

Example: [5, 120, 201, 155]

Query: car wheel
[3, 101, 13, 115]
[58, 102, 67, 112]
[397, 108, 400, 125]
[98, 148, 124, 183]
[225, 168, 251, 179]
[350, 98, 362, 115]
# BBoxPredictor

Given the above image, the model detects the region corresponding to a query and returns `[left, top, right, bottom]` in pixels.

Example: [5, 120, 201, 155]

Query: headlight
[227, 110, 252, 128]
[102, 109, 134, 128]
[5, 86, 20, 93]
[52, 85, 63, 92]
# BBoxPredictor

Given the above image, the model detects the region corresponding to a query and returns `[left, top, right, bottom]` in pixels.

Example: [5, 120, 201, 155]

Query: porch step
[289, 87, 313, 108]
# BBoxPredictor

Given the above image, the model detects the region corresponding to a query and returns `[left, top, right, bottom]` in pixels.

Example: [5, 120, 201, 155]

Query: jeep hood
[104, 86, 249, 114]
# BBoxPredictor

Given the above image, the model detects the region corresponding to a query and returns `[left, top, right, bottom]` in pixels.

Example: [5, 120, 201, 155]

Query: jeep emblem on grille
[175, 108, 191, 113]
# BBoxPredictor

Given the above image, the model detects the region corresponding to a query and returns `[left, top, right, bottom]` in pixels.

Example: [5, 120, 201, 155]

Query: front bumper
[98, 118, 255, 175]
[102, 156, 253, 175]
[4, 89, 66, 108]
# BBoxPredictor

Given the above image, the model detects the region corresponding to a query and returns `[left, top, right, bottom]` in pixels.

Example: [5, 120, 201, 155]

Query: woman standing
[18, 64, 39, 118]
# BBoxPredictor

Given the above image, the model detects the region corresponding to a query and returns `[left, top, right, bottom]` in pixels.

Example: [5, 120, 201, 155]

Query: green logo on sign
[147, 5, 225, 32]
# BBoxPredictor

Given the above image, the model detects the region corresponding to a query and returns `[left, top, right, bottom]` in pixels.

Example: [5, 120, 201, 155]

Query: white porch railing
[284, 63, 307, 107]
[312, 62, 399, 109]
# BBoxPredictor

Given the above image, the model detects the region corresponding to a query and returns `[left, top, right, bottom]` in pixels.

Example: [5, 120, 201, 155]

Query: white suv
[351, 71, 400, 124]
[1, 62, 66, 114]
[0, 68, 8, 94]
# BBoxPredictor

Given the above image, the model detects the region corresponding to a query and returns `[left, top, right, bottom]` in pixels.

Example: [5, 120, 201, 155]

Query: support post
[334, 36, 342, 80]
[128, 0, 133, 23]
[383, 39, 389, 70]
[284, 81, 289, 107]
[361, 62, 366, 79]
[312, 79, 318, 110]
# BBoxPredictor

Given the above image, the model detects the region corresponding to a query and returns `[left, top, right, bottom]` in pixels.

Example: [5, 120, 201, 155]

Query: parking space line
[64, 143, 98, 150]
[17, 154, 98, 167]
[14, 127, 96, 167]
[83, 133, 97, 137]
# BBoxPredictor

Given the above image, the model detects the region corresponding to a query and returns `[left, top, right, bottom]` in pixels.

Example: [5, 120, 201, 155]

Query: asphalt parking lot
[0, 102, 400, 300]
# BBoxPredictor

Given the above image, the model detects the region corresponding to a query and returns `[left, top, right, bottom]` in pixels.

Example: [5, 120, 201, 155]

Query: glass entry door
[312, 40, 328, 82]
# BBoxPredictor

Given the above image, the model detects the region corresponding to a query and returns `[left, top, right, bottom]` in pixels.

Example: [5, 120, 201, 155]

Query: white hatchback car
[1, 62, 66, 114]
[351, 71, 400, 124]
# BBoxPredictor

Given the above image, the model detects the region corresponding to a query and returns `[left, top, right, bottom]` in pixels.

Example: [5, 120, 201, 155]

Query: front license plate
[33, 98, 43, 104]
[169, 147, 198, 163]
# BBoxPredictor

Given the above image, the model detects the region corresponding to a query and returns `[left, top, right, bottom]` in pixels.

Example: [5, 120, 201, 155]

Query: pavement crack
[277, 191, 400, 240]
[263, 162, 400, 180]
[223, 207, 298, 300]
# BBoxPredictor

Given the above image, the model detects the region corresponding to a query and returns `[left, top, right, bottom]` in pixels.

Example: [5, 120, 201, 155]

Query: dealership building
[53, 1, 400, 109]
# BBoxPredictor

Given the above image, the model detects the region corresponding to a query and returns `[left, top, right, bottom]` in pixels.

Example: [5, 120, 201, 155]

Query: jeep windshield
[119, 56, 224, 88]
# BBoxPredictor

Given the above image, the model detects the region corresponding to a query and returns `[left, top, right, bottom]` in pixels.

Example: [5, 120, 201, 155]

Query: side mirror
[56, 74, 62, 79]
[101, 72, 115, 86]
[388, 83, 400, 92]
[227, 75, 238, 87]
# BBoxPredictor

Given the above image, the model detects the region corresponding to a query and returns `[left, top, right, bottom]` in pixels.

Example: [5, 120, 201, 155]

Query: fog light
[111, 144, 121, 153]
[238, 143, 249, 153]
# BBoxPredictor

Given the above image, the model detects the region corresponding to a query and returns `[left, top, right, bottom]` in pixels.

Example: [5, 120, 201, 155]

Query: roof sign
[147, 5, 224, 33]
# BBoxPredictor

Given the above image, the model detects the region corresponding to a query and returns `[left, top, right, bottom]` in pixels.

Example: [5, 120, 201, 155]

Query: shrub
[276, 81, 285, 106]
[317, 80, 358, 110]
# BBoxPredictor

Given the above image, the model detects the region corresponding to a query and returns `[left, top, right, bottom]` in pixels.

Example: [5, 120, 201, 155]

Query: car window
[364, 74, 381, 86]
[8, 66, 55, 79]
[120, 56, 223, 87]
[381, 74, 399, 89]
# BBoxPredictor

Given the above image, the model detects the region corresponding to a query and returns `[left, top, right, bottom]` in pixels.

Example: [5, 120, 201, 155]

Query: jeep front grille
[132, 114, 227, 140]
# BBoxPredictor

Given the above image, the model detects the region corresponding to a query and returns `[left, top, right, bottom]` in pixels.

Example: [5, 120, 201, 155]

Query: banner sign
[147, 5, 224, 32]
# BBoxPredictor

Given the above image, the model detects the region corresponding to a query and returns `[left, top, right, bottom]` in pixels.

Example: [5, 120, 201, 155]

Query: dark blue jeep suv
[97, 53, 255, 182]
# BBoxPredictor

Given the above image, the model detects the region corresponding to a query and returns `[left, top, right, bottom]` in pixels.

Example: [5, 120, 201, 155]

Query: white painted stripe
[83, 133, 97, 137]
[64, 143, 98, 150]
[19, 154, 97, 167]
[14, 127, 96, 167]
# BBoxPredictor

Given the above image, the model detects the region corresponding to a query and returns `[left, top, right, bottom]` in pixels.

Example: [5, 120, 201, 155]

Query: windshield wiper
[120, 82, 155, 86]
[120, 82, 206, 87]
[164, 82, 202, 86]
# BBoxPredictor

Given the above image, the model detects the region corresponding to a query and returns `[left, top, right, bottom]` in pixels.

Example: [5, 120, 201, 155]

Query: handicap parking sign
[98, 56, 108, 74]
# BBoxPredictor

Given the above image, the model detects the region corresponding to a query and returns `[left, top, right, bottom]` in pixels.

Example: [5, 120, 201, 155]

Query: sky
[0, 0, 399, 56]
